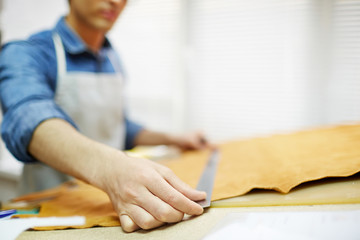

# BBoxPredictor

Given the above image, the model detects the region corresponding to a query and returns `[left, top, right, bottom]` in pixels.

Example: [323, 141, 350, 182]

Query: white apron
[18, 33, 126, 195]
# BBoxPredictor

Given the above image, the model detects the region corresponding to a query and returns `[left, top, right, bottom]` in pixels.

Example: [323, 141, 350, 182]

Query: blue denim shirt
[0, 17, 143, 163]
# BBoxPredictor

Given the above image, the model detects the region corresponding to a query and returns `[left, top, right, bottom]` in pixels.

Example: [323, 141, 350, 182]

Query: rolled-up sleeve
[0, 42, 76, 162]
[124, 116, 144, 150]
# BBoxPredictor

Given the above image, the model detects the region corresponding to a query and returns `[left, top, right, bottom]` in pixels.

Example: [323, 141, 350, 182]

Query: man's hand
[169, 131, 215, 151]
[29, 119, 207, 232]
[100, 153, 206, 232]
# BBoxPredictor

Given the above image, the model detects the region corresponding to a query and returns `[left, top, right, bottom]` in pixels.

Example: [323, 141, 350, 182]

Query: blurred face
[68, 0, 127, 32]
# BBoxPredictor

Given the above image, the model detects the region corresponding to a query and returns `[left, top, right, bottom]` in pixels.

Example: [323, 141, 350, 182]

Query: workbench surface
[16, 204, 360, 240]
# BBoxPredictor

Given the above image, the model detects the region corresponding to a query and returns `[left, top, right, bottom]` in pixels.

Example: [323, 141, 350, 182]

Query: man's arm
[134, 129, 213, 151]
[28, 118, 206, 232]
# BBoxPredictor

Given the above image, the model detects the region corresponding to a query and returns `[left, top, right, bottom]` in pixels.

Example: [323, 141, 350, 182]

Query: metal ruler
[196, 149, 220, 208]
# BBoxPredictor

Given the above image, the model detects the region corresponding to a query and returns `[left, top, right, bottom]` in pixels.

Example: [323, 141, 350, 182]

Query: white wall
[109, 0, 187, 134]
[1, 0, 68, 42]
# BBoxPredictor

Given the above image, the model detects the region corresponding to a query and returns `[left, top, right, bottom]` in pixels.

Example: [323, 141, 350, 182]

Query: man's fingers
[124, 205, 165, 230]
[159, 166, 206, 201]
[147, 174, 204, 216]
[120, 214, 139, 233]
[135, 189, 184, 223]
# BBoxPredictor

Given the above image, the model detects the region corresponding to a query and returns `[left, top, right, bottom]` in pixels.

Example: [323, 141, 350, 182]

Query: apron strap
[107, 50, 125, 75]
[52, 33, 67, 80]
[53, 32, 124, 77]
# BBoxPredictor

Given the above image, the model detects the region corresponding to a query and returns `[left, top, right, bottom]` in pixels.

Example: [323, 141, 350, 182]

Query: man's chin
[94, 20, 116, 33]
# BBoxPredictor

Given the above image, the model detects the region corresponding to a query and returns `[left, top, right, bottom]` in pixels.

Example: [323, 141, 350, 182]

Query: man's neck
[65, 16, 105, 53]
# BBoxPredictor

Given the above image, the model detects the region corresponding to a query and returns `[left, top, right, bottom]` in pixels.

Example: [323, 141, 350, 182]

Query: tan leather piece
[12, 181, 119, 230]
[213, 124, 360, 199]
[10, 124, 360, 230]
[161, 124, 360, 200]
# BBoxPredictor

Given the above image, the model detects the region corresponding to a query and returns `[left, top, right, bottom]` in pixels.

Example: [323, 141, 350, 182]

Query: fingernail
[120, 215, 139, 232]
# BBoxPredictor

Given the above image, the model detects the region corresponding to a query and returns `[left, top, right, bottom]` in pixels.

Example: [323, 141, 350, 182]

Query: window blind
[186, 0, 322, 141]
[327, 0, 360, 123]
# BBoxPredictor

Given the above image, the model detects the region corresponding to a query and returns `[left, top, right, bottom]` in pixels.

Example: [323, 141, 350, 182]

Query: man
[0, 0, 210, 232]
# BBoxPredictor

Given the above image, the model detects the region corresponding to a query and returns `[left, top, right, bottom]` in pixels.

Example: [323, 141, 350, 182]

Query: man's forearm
[134, 129, 175, 146]
[27, 118, 205, 232]
[27, 118, 119, 189]
[134, 129, 213, 151]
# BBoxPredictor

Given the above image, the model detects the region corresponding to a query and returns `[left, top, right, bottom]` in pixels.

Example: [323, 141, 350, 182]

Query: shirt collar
[53, 16, 112, 55]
